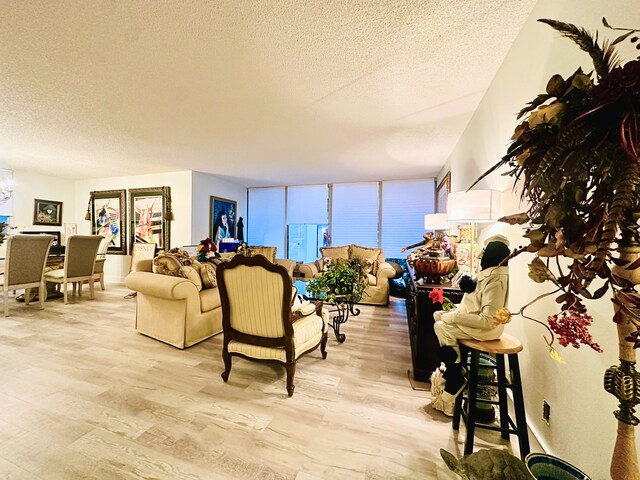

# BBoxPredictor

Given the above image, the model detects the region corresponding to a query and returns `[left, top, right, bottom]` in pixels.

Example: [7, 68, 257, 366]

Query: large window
[247, 178, 435, 261]
[286, 185, 328, 262]
[381, 179, 436, 258]
[331, 183, 379, 248]
[247, 187, 286, 255]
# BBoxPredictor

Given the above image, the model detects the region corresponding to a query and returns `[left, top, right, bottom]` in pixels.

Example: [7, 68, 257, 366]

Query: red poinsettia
[429, 287, 444, 304]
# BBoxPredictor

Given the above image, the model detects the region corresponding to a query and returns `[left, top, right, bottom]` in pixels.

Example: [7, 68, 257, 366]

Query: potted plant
[306, 257, 368, 304]
[472, 18, 640, 479]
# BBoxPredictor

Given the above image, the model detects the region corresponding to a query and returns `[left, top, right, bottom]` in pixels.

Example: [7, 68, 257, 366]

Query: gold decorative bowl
[414, 257, 456, 283]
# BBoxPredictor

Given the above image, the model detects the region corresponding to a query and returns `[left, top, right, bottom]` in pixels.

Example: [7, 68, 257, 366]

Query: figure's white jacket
[434, 266, 509, 345]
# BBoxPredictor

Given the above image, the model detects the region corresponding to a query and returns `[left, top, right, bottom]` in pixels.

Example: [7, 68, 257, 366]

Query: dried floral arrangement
[472, 17, 640, 356]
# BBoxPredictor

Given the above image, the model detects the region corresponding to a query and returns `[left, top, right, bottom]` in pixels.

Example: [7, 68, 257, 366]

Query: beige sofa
[125, 259, 222, 349]
[124, 249, 296, 349]
[298, 244, 395, 306]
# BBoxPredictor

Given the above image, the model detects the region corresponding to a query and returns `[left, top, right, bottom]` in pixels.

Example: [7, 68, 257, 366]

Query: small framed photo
[63, 223, 77, 243]
[33, 199, 63, 226]
[130, 242, 157, 273]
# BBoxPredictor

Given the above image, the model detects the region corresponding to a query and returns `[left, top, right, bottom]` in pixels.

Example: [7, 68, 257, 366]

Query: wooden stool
[452, 333, 530, 460]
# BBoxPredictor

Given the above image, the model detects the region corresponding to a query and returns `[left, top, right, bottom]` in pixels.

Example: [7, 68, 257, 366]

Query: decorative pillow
[200, 262, 218, 289]
[351, 245, 382, 275]
[363, 258, 378, 276]
[167, 248, 193, 266]
[152, 254, 184, 277]
[319, 256, 334, 272]
[180, 266, 202, 291]
[190, 260, 202, 274]
[320, 245, 350, 261]
[249, 246, 277, 263]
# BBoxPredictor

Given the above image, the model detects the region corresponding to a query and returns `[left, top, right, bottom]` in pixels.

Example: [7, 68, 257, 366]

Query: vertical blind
[248, 178, 436, 260]
[247, 187, 286, 255]
[381, 179, 436, 258]
[331, 183, 379, 248]
[286, 185, 328, 224]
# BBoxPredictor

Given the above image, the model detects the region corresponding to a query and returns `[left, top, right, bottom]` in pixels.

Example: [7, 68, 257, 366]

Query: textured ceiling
[0, 0, 536, 187]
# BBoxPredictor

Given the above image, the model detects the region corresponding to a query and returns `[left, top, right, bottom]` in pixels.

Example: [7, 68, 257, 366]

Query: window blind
[247, 187, 286, 254]
[331, 182, 379, 249]
[286, 185, 328, 224]
[381, 179, 436, 258]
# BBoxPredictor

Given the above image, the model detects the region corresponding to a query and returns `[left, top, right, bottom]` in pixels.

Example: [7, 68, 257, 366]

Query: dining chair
[92, 234, 112, 290]
[217, 253, 328, 396]
[1, 234, 55, 316]
[44, 235, 103, 304]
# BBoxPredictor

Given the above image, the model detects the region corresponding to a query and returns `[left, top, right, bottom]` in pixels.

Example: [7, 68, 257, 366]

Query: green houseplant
[473, 17, 640, 479]
[306, 257, 368, 304]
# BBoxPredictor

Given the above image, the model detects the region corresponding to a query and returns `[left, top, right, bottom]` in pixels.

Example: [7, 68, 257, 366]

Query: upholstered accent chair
[1, 234, 55, 316]
[217, 253, 328, 396]
[44, 235, 103, 304]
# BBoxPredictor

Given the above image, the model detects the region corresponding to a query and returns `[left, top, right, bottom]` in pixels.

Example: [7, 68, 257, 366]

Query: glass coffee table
[293, 280, 360, 343]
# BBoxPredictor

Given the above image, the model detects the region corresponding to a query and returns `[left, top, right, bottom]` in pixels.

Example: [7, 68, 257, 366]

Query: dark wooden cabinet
[406, 267, 463, 383]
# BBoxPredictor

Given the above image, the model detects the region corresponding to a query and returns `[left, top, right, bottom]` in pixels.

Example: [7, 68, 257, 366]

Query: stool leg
[464, 349, 480, 455]
[496, 354, 510, 440]
[509, 353, 530, 459]
[452, 345, 467, 430]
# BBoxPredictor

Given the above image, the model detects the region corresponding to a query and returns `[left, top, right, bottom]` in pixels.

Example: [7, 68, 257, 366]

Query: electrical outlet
[542, 399, 551, 425]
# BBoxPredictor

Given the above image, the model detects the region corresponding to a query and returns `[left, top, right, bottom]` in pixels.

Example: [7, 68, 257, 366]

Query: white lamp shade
[447, 190, 500, 222]
[424, 213, 449, 230]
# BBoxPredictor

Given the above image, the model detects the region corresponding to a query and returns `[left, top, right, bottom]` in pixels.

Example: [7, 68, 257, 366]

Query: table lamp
[447, 190, 500, 275]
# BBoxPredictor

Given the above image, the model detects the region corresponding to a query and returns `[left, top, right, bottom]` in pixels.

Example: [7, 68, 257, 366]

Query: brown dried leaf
[611, 256, 631, 267]
[499, 212, 530, 225]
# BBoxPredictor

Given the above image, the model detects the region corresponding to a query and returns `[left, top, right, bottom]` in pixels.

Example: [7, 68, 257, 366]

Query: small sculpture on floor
[440, 448, 530, 480]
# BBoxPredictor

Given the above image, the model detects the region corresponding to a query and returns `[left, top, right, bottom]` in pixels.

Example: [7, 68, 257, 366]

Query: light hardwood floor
[0, 284, 528, 479]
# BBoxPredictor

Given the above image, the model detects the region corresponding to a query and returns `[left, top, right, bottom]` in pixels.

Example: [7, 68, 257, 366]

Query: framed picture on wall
[209, 196, 236, 245]
[63, 223, 77, 244]
[436, 172, 451, 214]
[129, 186, 171, 252]
[33, 199, 63, 226]
[90, 189, 126, 255]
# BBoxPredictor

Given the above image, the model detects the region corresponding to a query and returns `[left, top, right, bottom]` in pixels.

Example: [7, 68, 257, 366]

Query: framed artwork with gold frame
[436, 172, 451, 214]
[129, 186, 171, 252]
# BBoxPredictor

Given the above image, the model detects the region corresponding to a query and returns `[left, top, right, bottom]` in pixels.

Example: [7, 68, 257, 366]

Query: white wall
[12, 170, 76, 232]
[191, 171, 247, 243]
[446, 1, 640, 477]
[0, 170, 76, 258]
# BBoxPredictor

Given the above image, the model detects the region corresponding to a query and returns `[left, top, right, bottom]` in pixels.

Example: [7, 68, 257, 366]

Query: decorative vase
[605, 238, 640, 480]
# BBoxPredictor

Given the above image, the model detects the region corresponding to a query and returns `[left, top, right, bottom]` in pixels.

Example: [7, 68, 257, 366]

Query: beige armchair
[217, 253, 328, 396]
[1, 234, 54, 316]
[298, 244, 396, 305]
[44, 235, 103, 304]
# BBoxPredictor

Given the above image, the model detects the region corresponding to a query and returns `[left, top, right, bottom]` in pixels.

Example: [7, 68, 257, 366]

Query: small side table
[293, 280, 360, 343]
